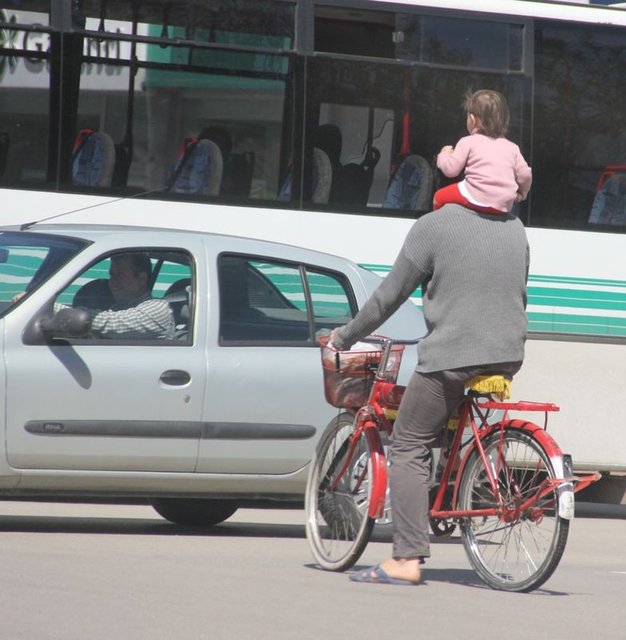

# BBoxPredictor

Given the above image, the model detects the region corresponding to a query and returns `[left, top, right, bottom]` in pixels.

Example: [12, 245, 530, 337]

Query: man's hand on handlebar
[328, 328, 340, 350]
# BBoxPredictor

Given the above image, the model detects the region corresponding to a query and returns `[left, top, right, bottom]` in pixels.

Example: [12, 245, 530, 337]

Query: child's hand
[439, 145, 454, 154]
[515, 191, 526, 202]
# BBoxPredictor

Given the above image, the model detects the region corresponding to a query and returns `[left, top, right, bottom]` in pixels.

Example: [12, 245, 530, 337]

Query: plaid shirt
[90, 294, 175, 341]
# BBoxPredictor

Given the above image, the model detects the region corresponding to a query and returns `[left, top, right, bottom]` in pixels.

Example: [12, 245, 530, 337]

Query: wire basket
[320, 336, 405, 409]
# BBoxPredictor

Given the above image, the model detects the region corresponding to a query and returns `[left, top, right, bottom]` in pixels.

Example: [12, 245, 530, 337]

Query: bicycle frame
[329, 404, 392, 521]
[428, 397, 599, 522]
[322, 334, 599, 524]
[327, 376, 400, 521]
[355, 373, 599, 523]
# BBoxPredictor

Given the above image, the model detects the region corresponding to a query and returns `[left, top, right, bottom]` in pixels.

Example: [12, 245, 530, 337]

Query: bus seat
[195, 127, 254, 197]
[224, 151, 255, 197]
[71, 130, 116, 188]
[168, 138, 224, 196]
[314, 124, 342, 169]
[0, 131, 10, 179]
[277, 167, 293, 201]
[276, 148, 333, 204]
[330, 146, 381, 206]
[198, 127, 232, 160]
[312, 147, 333, 203]
[277, 123, 343, 204]
[589, 172, 626, 225]
[383, 154, 434, 211]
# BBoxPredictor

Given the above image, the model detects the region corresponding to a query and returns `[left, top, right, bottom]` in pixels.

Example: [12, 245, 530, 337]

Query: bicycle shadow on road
[337, 561, 481, 587]
[342, 563, 571, 595]
[417, 568, 570, 595]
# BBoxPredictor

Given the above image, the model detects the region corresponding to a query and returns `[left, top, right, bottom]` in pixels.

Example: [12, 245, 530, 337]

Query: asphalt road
[0, 501, 624, 640]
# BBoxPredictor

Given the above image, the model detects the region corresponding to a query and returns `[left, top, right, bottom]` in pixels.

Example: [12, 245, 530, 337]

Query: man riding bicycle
[330, 201, 529, 585]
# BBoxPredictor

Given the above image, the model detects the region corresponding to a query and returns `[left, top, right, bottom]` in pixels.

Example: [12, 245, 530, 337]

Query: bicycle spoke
[305, 415, 376, 571]
[458, 427, 569, 592]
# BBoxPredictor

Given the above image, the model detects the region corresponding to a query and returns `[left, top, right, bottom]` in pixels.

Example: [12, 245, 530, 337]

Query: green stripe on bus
[360, 264, 626, 338]
[528, 274, 626, 289]
[528, 315, 626, 337]
[527, 288, 626, 311]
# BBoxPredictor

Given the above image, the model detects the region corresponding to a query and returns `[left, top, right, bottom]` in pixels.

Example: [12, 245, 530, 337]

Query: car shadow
[0, 506, 474, 542]
[0, 512, 467, 544]
[0, 513, 307, 538]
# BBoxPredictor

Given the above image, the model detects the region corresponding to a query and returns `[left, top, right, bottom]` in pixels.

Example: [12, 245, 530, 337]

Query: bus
[1, 0, 625, 475]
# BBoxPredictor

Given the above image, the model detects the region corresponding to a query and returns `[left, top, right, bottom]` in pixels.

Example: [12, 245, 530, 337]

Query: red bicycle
[305, 335, 600, 592]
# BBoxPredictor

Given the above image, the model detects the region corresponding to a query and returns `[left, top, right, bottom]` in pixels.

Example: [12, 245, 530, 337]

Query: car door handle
[160, 370, 191, 386]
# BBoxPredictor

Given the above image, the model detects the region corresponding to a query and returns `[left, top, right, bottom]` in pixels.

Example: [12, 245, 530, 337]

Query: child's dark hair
[464, 90, 510, 138]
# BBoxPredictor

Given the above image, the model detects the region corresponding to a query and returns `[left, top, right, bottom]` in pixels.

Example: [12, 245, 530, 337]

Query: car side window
[0, 244, 52, 307]
[305, 268, 354, 332]
[218, 254, 355, 344]
[55, 249, 194, 343]
[152, 256, 194, 342]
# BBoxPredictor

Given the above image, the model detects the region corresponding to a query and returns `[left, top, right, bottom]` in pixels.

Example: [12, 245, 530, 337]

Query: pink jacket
[437, 133, 532, 212]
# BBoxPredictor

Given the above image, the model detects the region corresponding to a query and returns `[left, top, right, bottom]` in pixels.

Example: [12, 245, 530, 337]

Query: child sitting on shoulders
[434, 89, 532, 215]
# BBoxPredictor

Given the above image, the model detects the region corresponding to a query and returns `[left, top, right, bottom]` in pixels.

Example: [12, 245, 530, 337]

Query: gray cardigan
[333, 204, 529, 373]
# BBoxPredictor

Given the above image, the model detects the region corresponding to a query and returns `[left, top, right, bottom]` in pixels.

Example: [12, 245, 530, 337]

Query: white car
[0, 224, 424, 525]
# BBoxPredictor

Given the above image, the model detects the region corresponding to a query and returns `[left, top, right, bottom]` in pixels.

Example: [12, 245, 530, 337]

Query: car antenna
[19, 187, 168, 231]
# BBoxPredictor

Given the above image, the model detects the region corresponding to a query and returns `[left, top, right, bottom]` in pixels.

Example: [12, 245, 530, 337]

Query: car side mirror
[39, 307, 92, 338]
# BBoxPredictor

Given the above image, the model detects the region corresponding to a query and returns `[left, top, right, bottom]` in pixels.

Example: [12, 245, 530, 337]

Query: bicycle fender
[502, 418, 564, 457]
[502, 419, 575, 518]
[453, 419, 575, 519]
[364, 429, 388, 520]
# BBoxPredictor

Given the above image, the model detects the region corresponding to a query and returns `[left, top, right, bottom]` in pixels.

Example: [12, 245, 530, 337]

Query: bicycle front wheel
[458, 427, 569, 592]
[305, 413, 376, 571]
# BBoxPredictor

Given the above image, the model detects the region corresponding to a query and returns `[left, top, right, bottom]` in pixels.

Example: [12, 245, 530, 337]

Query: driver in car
[86, 253, 175, 341]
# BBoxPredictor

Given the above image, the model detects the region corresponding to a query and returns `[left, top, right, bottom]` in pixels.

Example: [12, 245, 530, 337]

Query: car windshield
[0, 230, 89, 317]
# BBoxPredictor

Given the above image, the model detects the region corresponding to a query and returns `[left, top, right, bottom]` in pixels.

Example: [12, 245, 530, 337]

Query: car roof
[1, 223, 358, 268]
[1, 222, 425, 342]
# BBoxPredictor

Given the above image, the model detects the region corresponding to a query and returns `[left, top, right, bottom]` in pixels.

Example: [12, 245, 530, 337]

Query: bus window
[395, 14, 524, 72]
[532, 20, 626, 230]
[314, 6, 395, 59]
[67, 0, 296, 203]
[0, 6, 51, 188]
[316, 105, 392, 206]
[304, 56, 407, 212]
[307, 9, 530, 217]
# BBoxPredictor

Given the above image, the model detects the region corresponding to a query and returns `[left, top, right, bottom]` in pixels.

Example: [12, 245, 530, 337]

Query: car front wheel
[150, 498, 238, 526]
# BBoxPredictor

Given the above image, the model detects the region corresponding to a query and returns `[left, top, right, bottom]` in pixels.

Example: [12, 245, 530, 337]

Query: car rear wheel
[151, 498, 238, 526]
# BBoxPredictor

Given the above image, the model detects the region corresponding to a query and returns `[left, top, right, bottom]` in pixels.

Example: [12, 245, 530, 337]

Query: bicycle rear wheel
[458, 427, 569, 592]
[305, 413, 375, 571]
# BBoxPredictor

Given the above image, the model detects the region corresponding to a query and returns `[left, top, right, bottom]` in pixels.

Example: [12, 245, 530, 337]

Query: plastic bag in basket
[319, 335, 404, 409]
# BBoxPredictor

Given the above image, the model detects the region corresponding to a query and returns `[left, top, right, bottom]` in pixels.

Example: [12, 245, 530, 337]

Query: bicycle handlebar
[360, 335, 423, 346]
[356, 335, 422, 381]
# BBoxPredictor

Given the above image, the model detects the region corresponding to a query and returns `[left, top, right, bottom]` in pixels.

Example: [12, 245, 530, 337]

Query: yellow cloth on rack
[384, 408, 398, 421]
[467, 374, 511, 400]
[446, 375, 511, 430]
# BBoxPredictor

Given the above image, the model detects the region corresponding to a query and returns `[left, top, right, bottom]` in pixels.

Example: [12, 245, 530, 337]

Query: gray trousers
[389, 362, 522, 560]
